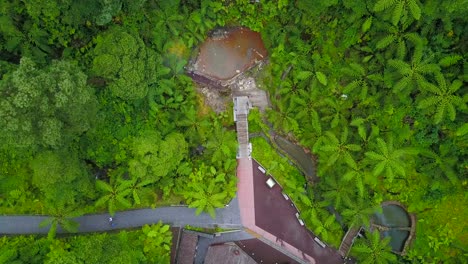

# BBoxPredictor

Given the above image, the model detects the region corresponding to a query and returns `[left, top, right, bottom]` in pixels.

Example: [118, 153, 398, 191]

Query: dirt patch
[195, 85, 231, 113]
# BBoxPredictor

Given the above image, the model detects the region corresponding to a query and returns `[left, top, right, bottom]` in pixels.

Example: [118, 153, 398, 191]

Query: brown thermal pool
[191, 27, 267, 81]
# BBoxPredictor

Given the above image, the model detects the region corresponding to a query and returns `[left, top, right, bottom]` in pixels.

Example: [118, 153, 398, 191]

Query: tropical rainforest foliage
[0, 222, 172, 263]
[0, 0, 466, 263]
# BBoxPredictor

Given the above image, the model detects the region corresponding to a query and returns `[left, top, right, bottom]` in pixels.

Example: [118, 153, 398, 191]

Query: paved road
[0, 196, 242, 235]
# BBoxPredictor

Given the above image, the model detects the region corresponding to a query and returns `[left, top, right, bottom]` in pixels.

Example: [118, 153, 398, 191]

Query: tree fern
[318, 127, 361, 169]
[387, 51, 441, 95]
[418, 76, 466, 124]
[375, 26, 423, 60]
[352, 230, 397, 264]
[374, 0, 421, 25]
[364, 136, 417, 182]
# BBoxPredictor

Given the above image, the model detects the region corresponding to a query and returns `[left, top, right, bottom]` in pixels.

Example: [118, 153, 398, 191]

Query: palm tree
[39, 204, 82, 239]
[352, 230, 397, 264]
[95, 180, 132, 216]
[364, 136, 417, 182]
[417, 75, 466, 124]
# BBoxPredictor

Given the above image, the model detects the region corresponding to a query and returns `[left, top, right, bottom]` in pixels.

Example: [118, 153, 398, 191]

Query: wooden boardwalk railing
[234, 97, 251, 158]
[338, 227, 361, 257]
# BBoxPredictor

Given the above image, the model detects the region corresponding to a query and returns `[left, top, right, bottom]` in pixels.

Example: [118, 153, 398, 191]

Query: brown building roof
[236, 239, 300, 264]
[176, 230, 198, 264]
[204, 242, 257, 264]
[171, 227, 182, 264]
[251, 160, 343, 264]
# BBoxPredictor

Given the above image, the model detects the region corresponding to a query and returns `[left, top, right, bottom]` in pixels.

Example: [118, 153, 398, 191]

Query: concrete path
[0, 196, 242, 235]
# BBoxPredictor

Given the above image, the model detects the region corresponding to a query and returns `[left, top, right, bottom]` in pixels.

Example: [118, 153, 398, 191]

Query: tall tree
[30, 150, 94, 207]
[0, 57, 97, 153]
[91, 26, 158, 101]
[128, 130, 188, 182]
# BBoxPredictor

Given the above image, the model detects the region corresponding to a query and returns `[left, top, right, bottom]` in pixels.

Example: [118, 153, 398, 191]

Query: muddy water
[193, 27, 267, 80]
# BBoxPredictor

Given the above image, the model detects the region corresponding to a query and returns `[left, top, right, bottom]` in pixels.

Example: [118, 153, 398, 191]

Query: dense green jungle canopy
[0, 0, 466, 263]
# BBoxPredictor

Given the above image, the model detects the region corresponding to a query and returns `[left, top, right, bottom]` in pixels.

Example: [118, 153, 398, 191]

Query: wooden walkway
[338, 227, 361, 257]
[234, 96, 251, 159]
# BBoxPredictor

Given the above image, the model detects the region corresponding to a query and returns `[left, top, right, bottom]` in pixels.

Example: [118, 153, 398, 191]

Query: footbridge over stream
[234, 96, 252, 159]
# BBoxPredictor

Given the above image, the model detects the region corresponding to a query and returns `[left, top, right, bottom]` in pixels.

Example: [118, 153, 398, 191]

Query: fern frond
[344, 80, 361, 93]
[96, 180, 113, 192]
[392, 1, 404, 25]
[448, 80, 463, 93]
[374, 161, 387, 176]
[388, 59, 411, 75]
[376, 34, 396, 50]
[393, 77, 411, 92]
[397, 40, 406, 60]
[439, 55, 463, 67]
[377, 138, 389, 157]
[434, 73, 446, 92]
[350, 63, 366, 76]
[417, 63, 441, 75]
[408, 0, 421, 20]
[362, 16, 373, 33]
[447, 103, 456, 121]
[311, 110, 322, 134]
[365, 151, 385, 161]
[343, 152, 358, 170]
[418, 96, 439, 109]
[374, 0, 397, 12]
[434, 103, 446, 124]
[341, 127, 349, 143]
